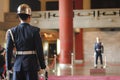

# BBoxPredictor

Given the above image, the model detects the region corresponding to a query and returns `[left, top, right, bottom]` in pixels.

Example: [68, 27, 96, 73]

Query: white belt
[96, 49, 101, 51]
[16, 51, 36, 55]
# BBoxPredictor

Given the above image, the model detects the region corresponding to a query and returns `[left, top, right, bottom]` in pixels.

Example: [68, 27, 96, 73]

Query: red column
[74, 0, 84, 61]
[74, 0, 83, 9]
[75, 29, 83, 60]
[59, 0, 73, 64]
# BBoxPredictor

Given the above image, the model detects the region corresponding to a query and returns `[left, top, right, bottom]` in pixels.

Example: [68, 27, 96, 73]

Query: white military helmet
[17, 4, 32, 15]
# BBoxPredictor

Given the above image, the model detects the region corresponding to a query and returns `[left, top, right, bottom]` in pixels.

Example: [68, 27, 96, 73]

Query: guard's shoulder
[32, 26, 40, 32]
[6, 26, 17, 35]
[9, 26, 18, 32]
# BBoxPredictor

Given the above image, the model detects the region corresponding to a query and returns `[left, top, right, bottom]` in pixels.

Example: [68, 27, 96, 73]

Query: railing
[1, 8, 120, 30]
[31, 9, 120, 20]
[31, 8, 120, 29]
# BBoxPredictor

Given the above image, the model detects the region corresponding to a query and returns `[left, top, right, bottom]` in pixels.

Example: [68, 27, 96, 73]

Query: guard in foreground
[6, 4, 47, 80]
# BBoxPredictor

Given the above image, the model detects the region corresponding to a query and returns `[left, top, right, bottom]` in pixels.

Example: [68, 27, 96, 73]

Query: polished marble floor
[48, 61, 120, 76]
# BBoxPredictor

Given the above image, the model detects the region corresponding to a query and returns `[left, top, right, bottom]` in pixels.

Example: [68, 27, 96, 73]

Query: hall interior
[0, 0, 120, 78]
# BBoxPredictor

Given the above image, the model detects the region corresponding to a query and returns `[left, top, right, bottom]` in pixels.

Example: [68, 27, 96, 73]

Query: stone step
[90, 68, 106, 75]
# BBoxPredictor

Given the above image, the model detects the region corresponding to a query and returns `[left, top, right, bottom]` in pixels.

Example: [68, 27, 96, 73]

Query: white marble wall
[83, 28, 120, 63]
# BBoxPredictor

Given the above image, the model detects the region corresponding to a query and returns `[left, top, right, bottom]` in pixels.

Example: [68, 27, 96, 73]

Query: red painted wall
[74, 0, 84, 60]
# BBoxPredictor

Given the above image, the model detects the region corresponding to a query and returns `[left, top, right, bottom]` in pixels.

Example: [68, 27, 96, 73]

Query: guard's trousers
[95, 52, 103, 65]
[12, 70, 38, 80]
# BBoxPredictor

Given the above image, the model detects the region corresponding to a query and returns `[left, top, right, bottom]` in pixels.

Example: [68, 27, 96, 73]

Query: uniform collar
[20, 22, 30, 25]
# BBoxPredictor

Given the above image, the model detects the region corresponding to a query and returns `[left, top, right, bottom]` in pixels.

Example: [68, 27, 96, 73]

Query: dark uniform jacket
[94, 42, 104, 54]
[6, 23, 46, 71]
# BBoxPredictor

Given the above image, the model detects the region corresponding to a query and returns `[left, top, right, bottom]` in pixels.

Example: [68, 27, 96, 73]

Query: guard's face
[96, 37, 100, 43]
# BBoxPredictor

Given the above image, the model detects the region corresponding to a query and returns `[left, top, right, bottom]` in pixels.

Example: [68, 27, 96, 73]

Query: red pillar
[74, 0, 84, 61]
[75, 29, 84, 60]
[74, 0, 83, 9]
[59, 0, 73, 64]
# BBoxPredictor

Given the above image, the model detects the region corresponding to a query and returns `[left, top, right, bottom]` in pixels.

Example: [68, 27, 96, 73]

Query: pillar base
[74, 60, 83, 64]
[58, 64, 73, 69]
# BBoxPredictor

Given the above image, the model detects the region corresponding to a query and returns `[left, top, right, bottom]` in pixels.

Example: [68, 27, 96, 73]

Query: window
[46, 1, 58, 10]
[10, 0, 41, 12]
[91, 0, 120, 9]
